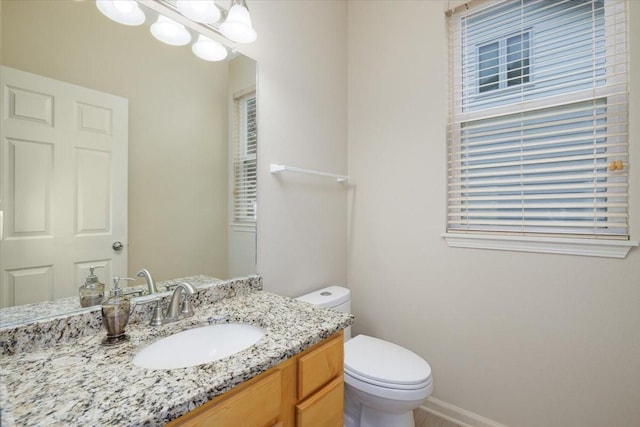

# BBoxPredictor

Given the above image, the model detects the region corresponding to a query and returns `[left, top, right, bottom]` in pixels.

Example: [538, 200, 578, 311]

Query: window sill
[441, 233, 639, 259]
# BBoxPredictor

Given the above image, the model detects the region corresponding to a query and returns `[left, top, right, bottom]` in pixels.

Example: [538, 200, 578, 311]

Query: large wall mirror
[0, 0, 257, 311]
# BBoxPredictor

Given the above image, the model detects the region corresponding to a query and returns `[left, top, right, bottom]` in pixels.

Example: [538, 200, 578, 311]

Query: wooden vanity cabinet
[295, 334, 344, 426]
[167, 331, 344, 427]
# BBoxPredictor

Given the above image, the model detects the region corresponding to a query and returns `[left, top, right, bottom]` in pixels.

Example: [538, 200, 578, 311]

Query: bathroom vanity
[168, 332, 344, 426]
[0, 276, 353, 426]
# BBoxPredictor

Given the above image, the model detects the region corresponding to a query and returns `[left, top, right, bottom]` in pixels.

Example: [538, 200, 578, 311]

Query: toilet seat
[344, 335, 432, 389]
[344, 369, 433, 403]
[345, 366, 432, 391]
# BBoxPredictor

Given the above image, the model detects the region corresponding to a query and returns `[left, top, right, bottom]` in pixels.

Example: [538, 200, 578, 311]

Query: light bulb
[96, 0, 145, 26]
[220, 0, 257, 44]
[192, 35, 228, 62]
[113, 1, 133, 14]
[150, 16, 192, 46]
[176, 0, 221, 24]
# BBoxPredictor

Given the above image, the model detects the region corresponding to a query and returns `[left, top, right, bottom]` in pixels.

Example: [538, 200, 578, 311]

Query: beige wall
[1, 0, 230, 281]
[348, 1, 640, 427]
[237, 1, 349, 296]
[228, 54, 258, 278]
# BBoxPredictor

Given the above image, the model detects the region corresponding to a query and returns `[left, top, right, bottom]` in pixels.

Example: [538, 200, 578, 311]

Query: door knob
[112, 241, 124, 252]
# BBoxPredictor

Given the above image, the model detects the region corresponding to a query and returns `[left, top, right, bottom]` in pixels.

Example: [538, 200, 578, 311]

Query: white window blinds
[233, 90, 257, 224]
[446, 0, 629, 239]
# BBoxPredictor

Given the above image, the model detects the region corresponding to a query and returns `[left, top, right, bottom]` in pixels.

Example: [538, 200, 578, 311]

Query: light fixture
[150, 16, 192, 46]
[96, 0, 145, 26]
[176, 0, 221, 24]
[192, 35, 228, 62]
[220, 0, 257, 44]
[95, 0, 257, 62]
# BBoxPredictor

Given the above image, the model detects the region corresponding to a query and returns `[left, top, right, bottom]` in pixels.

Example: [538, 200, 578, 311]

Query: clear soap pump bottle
[79, 265, 105, 307]
[101, 276, 134, 346]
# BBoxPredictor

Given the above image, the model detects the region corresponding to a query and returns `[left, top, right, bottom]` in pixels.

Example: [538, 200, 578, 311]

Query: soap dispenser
[101, 276, 134, 346]
[79, 266, 105, 307]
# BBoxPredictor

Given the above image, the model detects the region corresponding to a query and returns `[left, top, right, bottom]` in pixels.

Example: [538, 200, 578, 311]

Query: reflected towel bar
[270, 163, 349, 183]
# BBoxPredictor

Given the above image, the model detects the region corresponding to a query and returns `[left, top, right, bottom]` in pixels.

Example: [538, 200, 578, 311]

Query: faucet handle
[180, 297, 195, 318]
[149, 300, 164, 327]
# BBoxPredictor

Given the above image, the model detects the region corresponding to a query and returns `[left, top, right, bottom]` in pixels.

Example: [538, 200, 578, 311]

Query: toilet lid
[344, 335, 431, 387]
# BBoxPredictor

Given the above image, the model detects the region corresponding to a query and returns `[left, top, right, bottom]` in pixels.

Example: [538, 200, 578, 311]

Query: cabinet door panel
[297, 335, 343, 400]
[170, 370, 281, 427]
[296, 376, 343, 427]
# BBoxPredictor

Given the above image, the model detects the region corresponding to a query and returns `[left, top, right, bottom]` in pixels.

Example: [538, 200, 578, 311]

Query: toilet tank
[296, 286, 351, 340]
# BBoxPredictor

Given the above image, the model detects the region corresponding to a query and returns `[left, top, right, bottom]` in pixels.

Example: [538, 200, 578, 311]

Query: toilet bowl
[296, 286, 433, 427]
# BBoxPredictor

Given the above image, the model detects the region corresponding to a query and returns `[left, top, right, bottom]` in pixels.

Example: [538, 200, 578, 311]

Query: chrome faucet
[137, 269, 157, 294]
[137, 268, 164, 326]
[164, 282, 196, 323]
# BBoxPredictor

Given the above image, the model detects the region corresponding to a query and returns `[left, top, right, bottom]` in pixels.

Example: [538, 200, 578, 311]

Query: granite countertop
[0, 275, 222, 328]
[0, 291, 354, 426]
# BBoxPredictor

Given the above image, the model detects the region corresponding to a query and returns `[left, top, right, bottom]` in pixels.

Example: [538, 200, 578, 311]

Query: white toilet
[296, 286, 433, 427]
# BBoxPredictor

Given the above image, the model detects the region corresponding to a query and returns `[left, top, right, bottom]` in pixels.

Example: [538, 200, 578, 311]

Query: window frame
[231, 87, 257, 230]
[444, 0, 638, 258]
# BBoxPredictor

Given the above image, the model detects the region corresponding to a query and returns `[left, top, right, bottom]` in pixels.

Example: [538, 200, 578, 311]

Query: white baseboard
[420, 397, 509, 427]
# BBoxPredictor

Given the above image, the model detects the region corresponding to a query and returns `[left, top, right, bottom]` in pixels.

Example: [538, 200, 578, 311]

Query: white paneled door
[0, 66, 128, 308]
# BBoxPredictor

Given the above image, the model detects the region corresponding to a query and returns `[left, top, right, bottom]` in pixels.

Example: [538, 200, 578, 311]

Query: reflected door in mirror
[0, 67, 127, 307]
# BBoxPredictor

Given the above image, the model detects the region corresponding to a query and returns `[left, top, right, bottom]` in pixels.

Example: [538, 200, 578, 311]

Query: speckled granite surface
[0, 275, 254, 356]
[0, 288, 354, 426]
[0, 275, 222, 328]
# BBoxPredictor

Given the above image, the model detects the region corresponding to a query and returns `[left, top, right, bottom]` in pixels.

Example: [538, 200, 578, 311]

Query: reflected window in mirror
[232, 89, 257, 226]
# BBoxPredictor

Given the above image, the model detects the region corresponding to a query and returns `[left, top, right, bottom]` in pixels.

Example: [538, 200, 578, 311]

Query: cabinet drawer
[169, 370, 281, 427]
[296, 376, 343, 427]
[297, 334, 343, 400]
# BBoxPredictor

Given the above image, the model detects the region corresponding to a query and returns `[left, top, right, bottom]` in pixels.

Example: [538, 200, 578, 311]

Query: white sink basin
[132, 323, 265, 369]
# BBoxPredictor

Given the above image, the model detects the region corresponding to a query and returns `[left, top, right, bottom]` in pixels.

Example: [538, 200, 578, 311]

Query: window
[478, 31, 530, 93]
[232, 89, 257, 225]
[446, 0, 634, 257]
